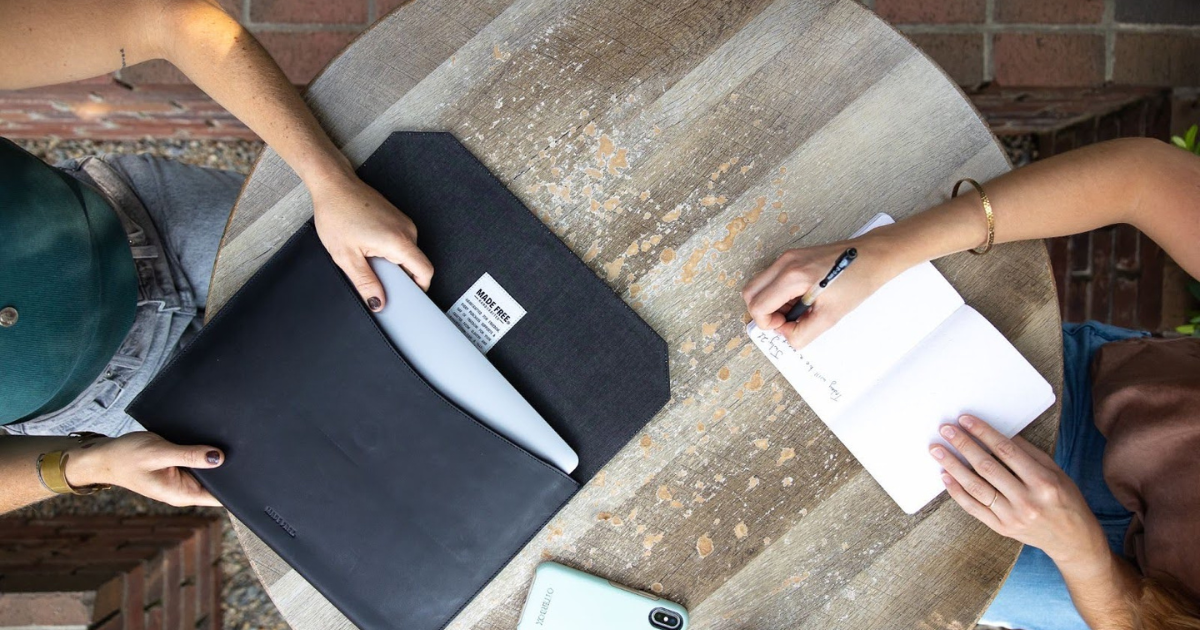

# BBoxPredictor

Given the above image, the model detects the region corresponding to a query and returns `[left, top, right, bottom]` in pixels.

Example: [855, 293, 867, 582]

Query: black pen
[783, 248, 857, 322]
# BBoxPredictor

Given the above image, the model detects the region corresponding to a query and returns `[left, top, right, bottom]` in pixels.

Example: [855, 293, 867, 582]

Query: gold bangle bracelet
[36, 433, 112, 496]
[953, 178, 995, 255]
[37, 450, 75, 494]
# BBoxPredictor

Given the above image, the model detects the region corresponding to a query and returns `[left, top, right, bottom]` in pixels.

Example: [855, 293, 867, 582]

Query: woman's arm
[0, 433, 224, 513]
[743, 138, 1200, 347]
[934, 416, 1143, 629]
[0, 0, 432, 307]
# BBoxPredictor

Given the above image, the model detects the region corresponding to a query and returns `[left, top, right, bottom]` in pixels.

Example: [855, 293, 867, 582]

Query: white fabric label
[446, 273, 527, 354]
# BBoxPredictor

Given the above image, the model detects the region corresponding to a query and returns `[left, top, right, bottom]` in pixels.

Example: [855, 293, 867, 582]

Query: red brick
[1097, 109, 1121, 142]
[123, 565, 146, 630]
[251, 30, 358, 84]
[181, 534, 199, 584]
[994, 33, 1105, 87]
[251, 0, 368, 24]
[1137, 233, 1163, 329]
[95, 611, 127, 630]
[180, 582, 197, 628]
[875, 0, 985, 23]
[93, 575, 126, 623]
[1146, 92, 1171, 140]
[1090, 227, 1113, 320]
[144, 556, 165, 608]
[907, 33, 985, 86]
[1112, 276, 1139, 327]
[162, 547, 182, 630]
[1116, 0, 1200, 25]
[145, 605, 164, 630]
[1113, 33, 1200, 86]
[995, 0, 1104, 24]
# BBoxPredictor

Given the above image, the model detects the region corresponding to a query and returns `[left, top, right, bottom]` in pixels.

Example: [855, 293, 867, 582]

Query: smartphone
[517, 562, 689, 630]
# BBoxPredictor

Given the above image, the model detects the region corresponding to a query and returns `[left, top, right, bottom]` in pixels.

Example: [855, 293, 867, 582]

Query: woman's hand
[741, 234, 910, 348]
[931, 415, 1109, 566]
[310, 172, 435, 311]
[64, 432, 225, 508]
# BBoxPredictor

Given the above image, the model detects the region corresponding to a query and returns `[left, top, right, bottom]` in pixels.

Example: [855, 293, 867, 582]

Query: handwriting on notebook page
[752, 328, 843, 403]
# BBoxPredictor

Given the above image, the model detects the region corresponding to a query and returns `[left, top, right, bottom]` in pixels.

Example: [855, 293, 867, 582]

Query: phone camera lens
[649, 607, 682, 629]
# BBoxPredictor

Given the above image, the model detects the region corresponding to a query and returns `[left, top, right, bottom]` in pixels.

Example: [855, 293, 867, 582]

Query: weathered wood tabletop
[208, 0, 1064, 627]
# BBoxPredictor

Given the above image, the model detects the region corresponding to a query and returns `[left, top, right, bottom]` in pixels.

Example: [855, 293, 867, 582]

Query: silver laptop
[368, 258, 579, 474]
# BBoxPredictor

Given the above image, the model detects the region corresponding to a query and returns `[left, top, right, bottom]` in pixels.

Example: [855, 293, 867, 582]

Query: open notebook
[747, 213, 1055, 514]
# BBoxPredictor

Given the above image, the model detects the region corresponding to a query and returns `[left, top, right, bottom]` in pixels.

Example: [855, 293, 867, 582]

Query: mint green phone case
[517, 562, 689, 630]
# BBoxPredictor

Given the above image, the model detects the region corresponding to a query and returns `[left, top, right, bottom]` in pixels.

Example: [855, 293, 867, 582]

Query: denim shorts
[980, 321, 1149, 630]
[3, 155, 242, 437]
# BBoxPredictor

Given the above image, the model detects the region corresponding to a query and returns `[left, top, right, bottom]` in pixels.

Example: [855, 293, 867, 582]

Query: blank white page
[747, 214, 963, 421]
[828, 306, 1055, 514]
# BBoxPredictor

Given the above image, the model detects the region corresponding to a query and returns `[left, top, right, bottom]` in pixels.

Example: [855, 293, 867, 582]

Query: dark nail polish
[206, 451, 221, 465]
[367, 296, 382, 311]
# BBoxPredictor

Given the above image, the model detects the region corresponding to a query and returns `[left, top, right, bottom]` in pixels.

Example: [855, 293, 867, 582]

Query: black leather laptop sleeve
[128, 132, 669, 630]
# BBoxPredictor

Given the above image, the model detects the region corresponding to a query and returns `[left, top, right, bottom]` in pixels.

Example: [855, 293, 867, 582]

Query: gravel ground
[16, 138, 265, 174]
[13, 138, 287, 630]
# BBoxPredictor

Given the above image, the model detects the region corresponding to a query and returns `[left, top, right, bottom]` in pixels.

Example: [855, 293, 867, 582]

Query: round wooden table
[209, 0, 1064, 627]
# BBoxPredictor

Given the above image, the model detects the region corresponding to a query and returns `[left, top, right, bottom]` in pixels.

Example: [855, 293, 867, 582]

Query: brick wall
[77, 0, 1196, 90]
[866, 0, 1200, 88]
[0, 516, 222, 630]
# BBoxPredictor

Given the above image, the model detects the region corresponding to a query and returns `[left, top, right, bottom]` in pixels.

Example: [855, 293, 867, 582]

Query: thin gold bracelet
[953, 178, 994, 255]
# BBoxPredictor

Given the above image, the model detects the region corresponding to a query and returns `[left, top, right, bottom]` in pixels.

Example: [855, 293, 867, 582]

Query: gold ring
[987, 494, 999, 509]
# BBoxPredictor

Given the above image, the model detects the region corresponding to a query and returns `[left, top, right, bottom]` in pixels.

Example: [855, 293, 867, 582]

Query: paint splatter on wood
[604, 257, 625, 281]
[778, 447, 796, 465]
[696, 534, 714, 558]
[597, 135, 615, 162]
[713, 196, 766, 252]
[734, 522, 749, 539]
[607, 148, 629, 175]
[753, 438, 769, 450]
[784, 572, 810, 589]
[681, 246, 705, 282]
[583, 240, 600, 263]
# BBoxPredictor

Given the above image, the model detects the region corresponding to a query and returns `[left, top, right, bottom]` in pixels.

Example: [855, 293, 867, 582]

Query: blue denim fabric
[980, 321, 1149, 630]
